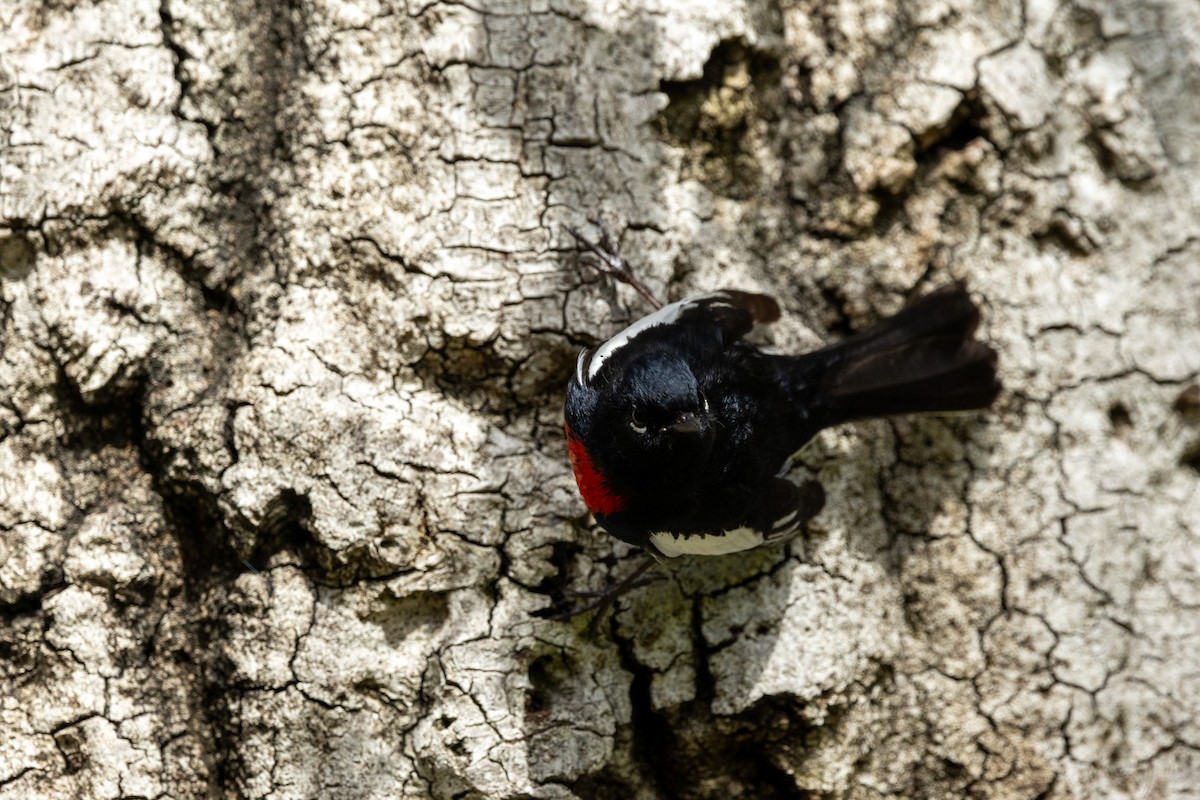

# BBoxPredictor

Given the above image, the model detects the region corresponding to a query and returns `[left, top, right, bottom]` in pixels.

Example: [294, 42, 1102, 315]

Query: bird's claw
[535, 557, 660, 632]
[587, 216, 621, 257]
[565, 221, 663, 310]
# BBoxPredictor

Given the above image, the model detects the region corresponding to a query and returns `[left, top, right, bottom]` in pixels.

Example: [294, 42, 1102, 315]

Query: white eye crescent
[629, 407, 647, 434]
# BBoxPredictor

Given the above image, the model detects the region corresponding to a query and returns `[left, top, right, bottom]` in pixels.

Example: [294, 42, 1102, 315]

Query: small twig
[564, 223, 663, 310]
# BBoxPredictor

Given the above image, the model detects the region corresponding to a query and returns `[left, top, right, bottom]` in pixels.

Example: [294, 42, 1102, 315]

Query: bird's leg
[564, 221, 663, 310]
[540, 555, 660, 627]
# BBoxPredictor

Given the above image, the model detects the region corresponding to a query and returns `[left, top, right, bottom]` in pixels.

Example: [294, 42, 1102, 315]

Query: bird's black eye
[629, 406, 647, 434]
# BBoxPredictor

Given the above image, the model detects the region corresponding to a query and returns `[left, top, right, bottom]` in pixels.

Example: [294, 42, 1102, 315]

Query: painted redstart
[563, 227, 1001, 563]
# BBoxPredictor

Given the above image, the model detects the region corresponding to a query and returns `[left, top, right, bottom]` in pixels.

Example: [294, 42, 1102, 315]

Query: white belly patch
[649, 527, 765, 558]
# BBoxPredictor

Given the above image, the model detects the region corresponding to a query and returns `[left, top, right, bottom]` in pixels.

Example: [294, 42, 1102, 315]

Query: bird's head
[616, 353, 713, 443]
[564, 350, 715, 520]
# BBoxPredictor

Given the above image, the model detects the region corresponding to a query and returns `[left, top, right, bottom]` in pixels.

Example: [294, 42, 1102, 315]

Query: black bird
[564, 231, 1001, 560]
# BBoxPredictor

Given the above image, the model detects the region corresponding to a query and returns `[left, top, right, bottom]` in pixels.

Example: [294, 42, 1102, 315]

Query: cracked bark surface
[2, 0, 1199, 797]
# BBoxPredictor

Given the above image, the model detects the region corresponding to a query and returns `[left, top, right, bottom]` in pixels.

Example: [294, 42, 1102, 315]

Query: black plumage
[564, 283, 1001, 558]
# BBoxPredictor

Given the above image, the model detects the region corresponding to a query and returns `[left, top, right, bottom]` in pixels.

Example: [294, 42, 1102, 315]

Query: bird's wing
[683, 289, 781, 342]
[578, 290, 780, 385]
[646, 478, 824, 558]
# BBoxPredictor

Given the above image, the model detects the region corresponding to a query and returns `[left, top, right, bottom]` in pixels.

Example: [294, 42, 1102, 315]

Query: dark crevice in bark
[242, 489, 320, 574]
[159, 0, 216, 142]
[612, 620, 674, 797]
[572, 593, 841, 800]
[1173, 384, 1200, 416]
[650, 696, 834, 799]
[411, 318, 582, 415]
[43, 353, 234, 797]
[0, 229, 38, 283]
[1181, 440, 1200, 474]
[656, 38, 784, 199]
[873, 92, 994, 237]
[192, 635, 241, 795]
[161, 483, 242, 597]
[915, 91, 992, 158]
[816, 282, 856, 338]
[526, 539, 596, 618]
[0, 587, 56, 624]
[1107, 401, 1134, 435]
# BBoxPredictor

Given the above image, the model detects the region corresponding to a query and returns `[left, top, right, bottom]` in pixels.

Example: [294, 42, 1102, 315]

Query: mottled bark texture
[1, 0, 1198, 797]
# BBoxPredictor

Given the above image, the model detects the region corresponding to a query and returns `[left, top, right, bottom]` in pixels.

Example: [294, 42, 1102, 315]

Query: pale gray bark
[1, 0, 1198, 797]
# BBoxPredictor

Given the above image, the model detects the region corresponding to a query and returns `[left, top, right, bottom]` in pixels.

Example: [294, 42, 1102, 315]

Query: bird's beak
[668, 411, 704, 434]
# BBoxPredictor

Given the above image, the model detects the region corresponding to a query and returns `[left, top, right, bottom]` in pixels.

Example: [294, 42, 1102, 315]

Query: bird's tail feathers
[805, 283, 1002, 424]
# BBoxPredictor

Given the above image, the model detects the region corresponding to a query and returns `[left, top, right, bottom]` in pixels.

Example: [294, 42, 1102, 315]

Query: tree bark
[2, 0, 1198, 797]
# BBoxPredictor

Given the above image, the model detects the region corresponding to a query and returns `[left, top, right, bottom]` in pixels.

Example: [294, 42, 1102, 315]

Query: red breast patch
[564, 422, 625, 516]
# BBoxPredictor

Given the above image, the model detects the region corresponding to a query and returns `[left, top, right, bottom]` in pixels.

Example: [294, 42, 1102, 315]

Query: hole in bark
[1107, 402, 1133, 435]
[0, 615, 41, 676]
[867, 92, 992, 236]
[817, 283, 855, 337]
[529, 540, 584, 598]
[416, 335, 509, 388]
[0, 231, 36, 280]
[1182, 441, 1200, 474]
[167, 482, 242, 596]
[54, 727, 87, 774]
[526, 653, 573, 715]
[570, 774, 648, 800]
[48, 362, 242, 600]
[1174, 385, 1200, 417]
[914, 91, 989, 156]
[246, 489, 316, 569]
[171, 488, 321, 595]
[656, 38, 783, 199]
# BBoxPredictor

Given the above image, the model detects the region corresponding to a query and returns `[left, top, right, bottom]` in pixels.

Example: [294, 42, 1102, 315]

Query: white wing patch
[584, 297, 691, 382]
[649, 527, 766, 558]
[583, 292, 741, 383]
[771, 508, 799, 532]
[575, 349, 590, 386]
